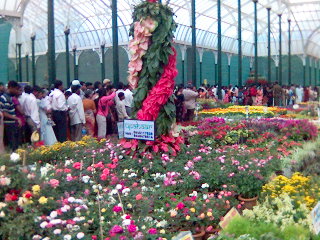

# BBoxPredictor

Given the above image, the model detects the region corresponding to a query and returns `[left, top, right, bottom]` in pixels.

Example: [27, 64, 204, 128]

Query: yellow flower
[32, 185, 41, 194]
[190, 208, 196, 213]
[207, 212, 213, 217]
[38, 196, 48, 204]
[186, 215, 190, 220]
[101, 208, 106, 213]
[160, 229, 166, 234]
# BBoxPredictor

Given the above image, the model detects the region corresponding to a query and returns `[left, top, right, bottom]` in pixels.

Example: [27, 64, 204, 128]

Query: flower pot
[238, 195, 258, 210]
[204, 227, 220, 239]
[192, 227, 206, 240]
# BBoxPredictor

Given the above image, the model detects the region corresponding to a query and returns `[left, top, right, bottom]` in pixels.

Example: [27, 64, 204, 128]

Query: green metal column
[101, 44, 106, 81]
[228, 65, 231, 86]
[73, 48, 78, 80]
[309, 58, 312, 86]
[17, 43, 22, 82]
[215, 63, 217, 85]
[303, 60, 306, 87]
[253, 0, 258, 83]
[31, 34, 36, 86]
[238, 0, 242, 87]
[112, 0, 119, 86]
[217, 0, 222, 99]
[267, 7, 271, 83]
[276, 65, 278, 82]
[48, 0, 56, 86]
[191, 0, 196, 86]
[26, 54, 29, 83]
[200, 61, 203, 85]
[182, 59, 185, 86]
[314, 59, 317, 86]
[64, 28, 71, 85]
[278, 14, 282, 85]
[288, 19, 291, 86]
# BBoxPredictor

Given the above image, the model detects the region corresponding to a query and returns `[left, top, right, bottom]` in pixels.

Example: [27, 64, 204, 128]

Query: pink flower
[176, 202, 185, 210]
[228, 172, 235, 178]
[110, 225, 123, 234]
[49, 179, 59, 188]
[113, 206, 122, 213]
[148, 228, 157, 235]
[66, 175, 73, 181]
[135, 194, 143, 200]
[127, 224, 137, 233]
[73, 162, 82, 170]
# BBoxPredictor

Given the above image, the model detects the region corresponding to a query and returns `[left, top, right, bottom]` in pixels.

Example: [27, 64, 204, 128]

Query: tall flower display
[128, 0, 177, 136]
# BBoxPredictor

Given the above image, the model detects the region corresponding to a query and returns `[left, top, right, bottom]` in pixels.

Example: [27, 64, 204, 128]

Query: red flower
[148, 228, 157, 235]
[127, 224, 137, 233]
[5, 193, 18, 202]
[135, 194, 143, 200]
[176, 202, 185, 210]
[23, 191, 33, 199]
[113, 206, 123, 213]
[147, 0, 157, 2]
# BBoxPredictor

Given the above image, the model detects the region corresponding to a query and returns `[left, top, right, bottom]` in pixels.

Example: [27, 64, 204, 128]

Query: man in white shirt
[182, 86, 199, 121]
[24, 86, 42, 134]
[116, 92, 129, 122]
[124, 86, 133, 116]
[67, 85, 85, 141]
[115, 82, 133, 117]
[49, 80, 68, 142]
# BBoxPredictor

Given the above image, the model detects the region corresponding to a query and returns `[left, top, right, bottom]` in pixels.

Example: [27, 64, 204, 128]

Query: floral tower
[128, 0, 178, 136]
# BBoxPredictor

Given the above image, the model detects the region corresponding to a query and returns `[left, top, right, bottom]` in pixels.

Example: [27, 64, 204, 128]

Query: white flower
[63, 235, 72, 240]
[122, 219, 131, 226]
[82, 176, 90, 183]
[61, 205, 70, 212]
[0, 165, 5, 171]
[189, 191, 198, 197]
[42, 237, 50, 240]
[40, 221, 48, 229]
[123, 169, 129, 174]
[0, 211, 5, 217]
[10, 153, 20, 162]
[0, 202, 7, 209]
[53, 229, 61, 235]
[68, 197, 75, 203]
[140, 179, 145, 184]
[116, 184, 123, 190]
[40, 167, 48, 177]
[50, 211, 57, 219]
[110, 189, 118, 195]
[32, 235, 42, 240]
[201, 183, 209, 188]
[122, 188, 130, 195]
[50, 219, 62, 225]
[77, 232, 85, 239]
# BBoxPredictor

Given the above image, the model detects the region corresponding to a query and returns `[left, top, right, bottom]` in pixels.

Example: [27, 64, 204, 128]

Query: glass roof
[1, 0, 320, 58]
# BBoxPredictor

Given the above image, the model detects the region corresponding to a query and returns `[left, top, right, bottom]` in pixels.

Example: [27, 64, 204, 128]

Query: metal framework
[1, 0, 320, 59]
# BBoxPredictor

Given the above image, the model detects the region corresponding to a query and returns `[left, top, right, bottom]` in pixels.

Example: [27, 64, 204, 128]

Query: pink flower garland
[137, 47, 178, 121]
[128, 17, 158, 89]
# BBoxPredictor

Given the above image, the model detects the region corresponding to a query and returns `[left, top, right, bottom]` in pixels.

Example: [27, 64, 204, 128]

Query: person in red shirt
[250, 85, 257, 106]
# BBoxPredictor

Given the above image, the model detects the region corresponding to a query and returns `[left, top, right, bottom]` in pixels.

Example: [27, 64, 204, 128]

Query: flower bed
[199, 106, 287, 118]
[0, 117, 318, 239]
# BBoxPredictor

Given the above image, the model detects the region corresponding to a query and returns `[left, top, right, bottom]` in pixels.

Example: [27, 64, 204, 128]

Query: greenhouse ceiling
[1, 0, 320, 58]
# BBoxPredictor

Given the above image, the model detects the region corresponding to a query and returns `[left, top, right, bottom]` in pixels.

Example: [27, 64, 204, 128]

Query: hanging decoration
[127, 0, 177, 136]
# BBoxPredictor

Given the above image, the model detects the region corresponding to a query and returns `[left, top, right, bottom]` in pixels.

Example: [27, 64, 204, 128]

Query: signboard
[123, 119, 155, 141]
[311, 201, 320, 234]
[172, 231, 194, 240]
[219, 207, 240, 229]
[117, 122, 124, 139]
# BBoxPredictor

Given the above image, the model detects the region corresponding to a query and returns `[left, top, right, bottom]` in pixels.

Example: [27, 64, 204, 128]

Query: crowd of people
[0, 78, 318, 152]
[174, 82, 319, 122]
[0, 79, 133, 152]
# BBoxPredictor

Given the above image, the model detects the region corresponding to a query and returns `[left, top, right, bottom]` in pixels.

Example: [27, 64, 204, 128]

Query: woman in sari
[82, 90, 96, 137]
[255, 86, 263, 105]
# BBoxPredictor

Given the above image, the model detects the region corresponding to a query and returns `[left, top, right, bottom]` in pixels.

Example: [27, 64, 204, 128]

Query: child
[116, 92, 129, 122]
